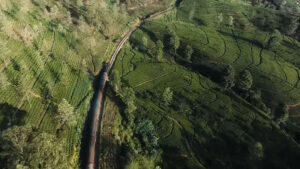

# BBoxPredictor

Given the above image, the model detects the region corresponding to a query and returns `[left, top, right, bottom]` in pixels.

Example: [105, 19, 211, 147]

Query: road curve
[85, 7, 174, 169]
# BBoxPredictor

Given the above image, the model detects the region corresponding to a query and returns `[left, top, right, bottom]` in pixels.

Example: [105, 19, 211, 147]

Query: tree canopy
[236, 70, 253, 92]
[184, 45, 193, 61]
[162, 87, 173, 106]
[0, 125, 68, 169]
[56, 99, 77, 129]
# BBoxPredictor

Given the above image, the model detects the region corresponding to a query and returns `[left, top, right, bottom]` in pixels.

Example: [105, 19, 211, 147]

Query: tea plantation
[108, 0, 300, 168]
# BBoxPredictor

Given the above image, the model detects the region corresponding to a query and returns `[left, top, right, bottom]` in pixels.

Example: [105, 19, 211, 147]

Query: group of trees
[220, 66, 271, 113]
[221, 65, 236, 90]
[0, 125, 69, 169]
[220, 65, 290, 124]
[135, 119, 159, 155]
[112, 84, 162, 168]
[252, 0, 300, 40]
[120, 87, 137, 126]
[221, 65, 253, 94]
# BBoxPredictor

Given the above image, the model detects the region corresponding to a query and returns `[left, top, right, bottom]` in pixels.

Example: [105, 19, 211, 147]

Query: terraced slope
[108, 0, 300, 168]
[0, 0, 173, 168]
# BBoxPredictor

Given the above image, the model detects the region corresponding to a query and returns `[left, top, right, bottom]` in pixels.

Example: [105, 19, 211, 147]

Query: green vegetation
[0, 125, 68, 168]
[1, 0, 300, 168]
[108, 0, 300, 168]
[0, 0, 173, 168]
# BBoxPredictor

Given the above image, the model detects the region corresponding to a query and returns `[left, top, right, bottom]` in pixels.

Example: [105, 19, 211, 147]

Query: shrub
[156, 40, 164, 61]
[110, 70, 121, 92]
[183, 45, 193, 61]
[275, 103, 289, 125]
[267, 30, 282, 49]
[164, 28, 180, 54]
[162, 87, 173, 106]
[221, 65, 235, 90]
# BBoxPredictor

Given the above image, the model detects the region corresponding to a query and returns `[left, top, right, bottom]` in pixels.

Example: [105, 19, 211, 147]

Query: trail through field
[133, 66, 177, 88]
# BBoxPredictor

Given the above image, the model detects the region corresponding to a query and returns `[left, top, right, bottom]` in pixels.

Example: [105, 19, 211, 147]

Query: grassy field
[0, 0, 173, 168]
[110, 0, 300, 168]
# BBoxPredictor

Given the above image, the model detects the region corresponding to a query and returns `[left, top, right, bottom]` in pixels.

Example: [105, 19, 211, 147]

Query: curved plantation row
[108, 1, 300, 168]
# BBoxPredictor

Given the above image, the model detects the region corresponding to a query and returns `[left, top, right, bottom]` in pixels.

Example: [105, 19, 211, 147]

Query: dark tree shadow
[162, 146, 190, 169]
[0, 103, 27, 131]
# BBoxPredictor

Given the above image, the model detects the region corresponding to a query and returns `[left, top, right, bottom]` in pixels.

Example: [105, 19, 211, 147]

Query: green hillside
[1, 0, 300, 168]
[106, 0, 300, 168]
[0, 0, 172, 168]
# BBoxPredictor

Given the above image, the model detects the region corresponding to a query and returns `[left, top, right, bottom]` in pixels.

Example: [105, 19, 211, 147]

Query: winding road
[84, 7, 174, 169]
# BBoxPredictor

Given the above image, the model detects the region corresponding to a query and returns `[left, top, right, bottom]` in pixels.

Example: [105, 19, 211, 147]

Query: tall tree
[165, 28, 180, 54]
[121, 87, 137, 114]
[183, 45, 194, 61]
[156, 40, 164, 61]
[162, 87, 173, 106]
[267, 29, 282, 49]
[221, 65, 235, 90]
[228, 16, 234, 27]
[110, 70, 121, 92]
[275, 103, 289, 125]
[236, 70, 253, 92]
[56, 99, 77, 129]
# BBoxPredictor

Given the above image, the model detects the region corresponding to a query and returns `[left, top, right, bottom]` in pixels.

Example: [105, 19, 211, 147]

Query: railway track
[84, 7, 174, 169]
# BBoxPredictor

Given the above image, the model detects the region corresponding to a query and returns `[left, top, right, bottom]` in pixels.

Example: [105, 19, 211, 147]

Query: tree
[139, 36, 148, 52]
[162, 87, 173, 106]
[250, 142, 264, 160]
[183, 45, 193, 61]
[221, 65, 235, 90]
[284, 17, 299, 36]
[0, 125, 33, 163]
[25, 133, 68, 169]
[0, 125, 68, 169]
[217, 13, 224, 25]
[122, 87, 136, 104]
[56, 99, 77, 129]
[110, 70, 121, 92]
[122, 87, 137, 114]
[236, 70, 253, 93]
[165, 28, 180, 54]
[156, 40, 164, 61]
[135, 119, 159, 155]
[228, 16, 234, 27]
[267, 29, 282, 49]
[275, 103, 289, 125]
[249, 88, 271, 114]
